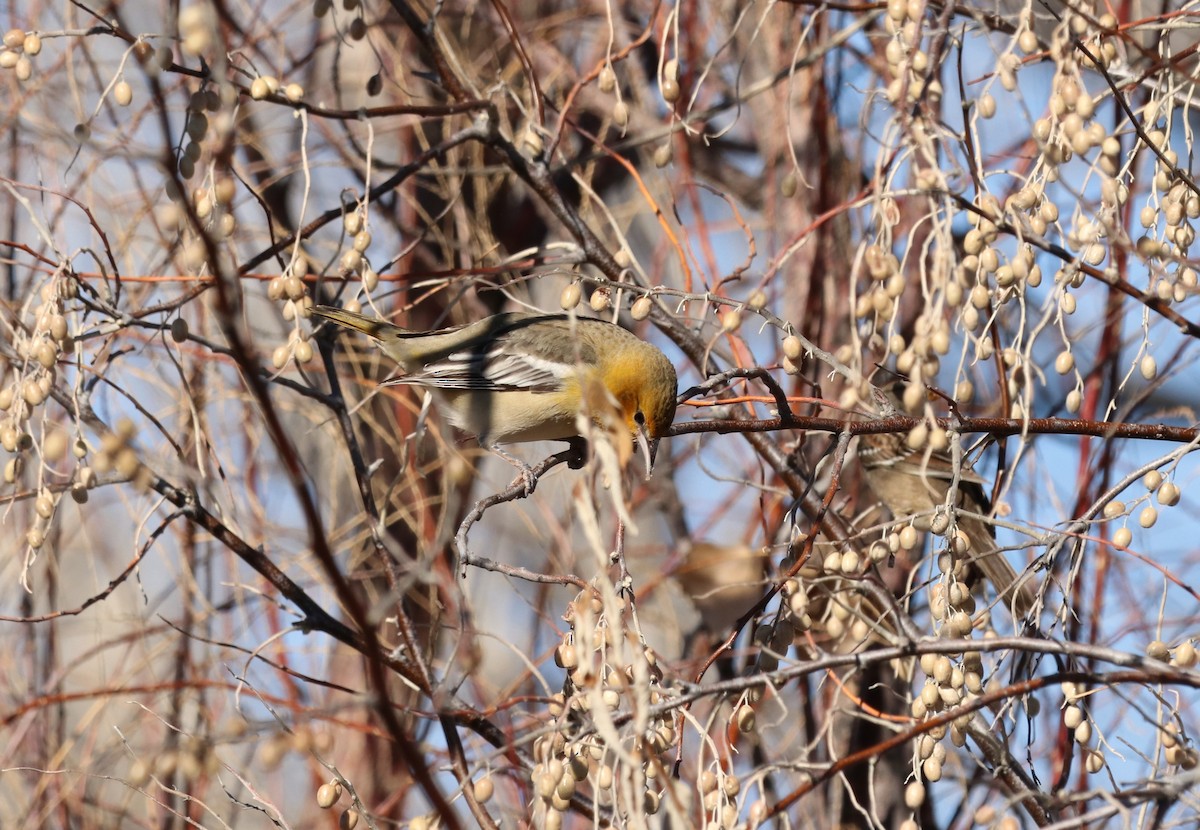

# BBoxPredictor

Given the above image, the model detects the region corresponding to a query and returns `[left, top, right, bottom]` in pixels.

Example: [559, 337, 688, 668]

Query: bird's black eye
[634, 410, 646, 426]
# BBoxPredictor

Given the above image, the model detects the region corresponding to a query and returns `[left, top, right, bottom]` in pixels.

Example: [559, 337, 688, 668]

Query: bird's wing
[397, 349, 571, 392]
[382, 323, 585, 393]
[377, 314, 605, 392]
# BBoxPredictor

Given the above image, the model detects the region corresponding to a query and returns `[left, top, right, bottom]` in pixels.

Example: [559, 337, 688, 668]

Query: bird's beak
[636, 424, 659, 479]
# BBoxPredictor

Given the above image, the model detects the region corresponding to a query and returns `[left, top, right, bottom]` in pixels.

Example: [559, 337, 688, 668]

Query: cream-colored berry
[559, 283, 582, 310]
[782, 335, 802, 360]
[23, 379, 45, 406]
[473, 775, 495, 804]
[653, 141, 672, 168]
[927, 426, 948, 451]
[969, 284, 990, 309]
[35, 341, 57, 369]
[316, 782, 340, 809]
[283, 275, 305, 301]
[841, 549, 861, 574]
[598, 65, 615, 92]
[1140, 506, 1158, 528]
[922, 757, 942, 782]
[781, 171, 799, 198]
[1174, 641, 1197, 667]
[661, 76, 680, 103]
[1171, 642, 1200, 666]
[612, 101, 629, 129]
[1158, 481, 1181, 506]
[906, 422, 929, 450]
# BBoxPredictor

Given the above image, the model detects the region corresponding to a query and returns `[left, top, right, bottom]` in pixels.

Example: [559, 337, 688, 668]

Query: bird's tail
[311, 305, 409, 341]
[958, 514, 1038, 620]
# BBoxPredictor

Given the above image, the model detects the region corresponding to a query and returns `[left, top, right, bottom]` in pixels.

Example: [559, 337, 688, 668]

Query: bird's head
[602, 341, 678, 472]
[871, 377, 908, 415]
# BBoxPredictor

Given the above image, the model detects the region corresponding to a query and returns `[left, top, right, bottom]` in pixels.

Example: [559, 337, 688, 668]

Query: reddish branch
[673, 412, 1200, 445]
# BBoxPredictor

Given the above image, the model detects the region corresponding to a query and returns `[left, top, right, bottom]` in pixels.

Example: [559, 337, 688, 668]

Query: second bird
[858, 382, 1039, 619]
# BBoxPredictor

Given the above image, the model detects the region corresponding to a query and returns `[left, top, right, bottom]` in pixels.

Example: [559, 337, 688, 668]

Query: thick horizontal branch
[672, 413, 1200, 444]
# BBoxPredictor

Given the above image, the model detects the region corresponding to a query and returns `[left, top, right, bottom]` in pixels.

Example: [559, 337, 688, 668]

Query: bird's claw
[491, 445, 538, 497]
[517, 465, 536, 497]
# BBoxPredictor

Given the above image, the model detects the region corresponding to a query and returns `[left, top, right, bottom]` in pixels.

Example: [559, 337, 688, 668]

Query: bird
[857, 382, 1037, 619]
[310, 305, 678, 469]
[673, 541, 771, 634]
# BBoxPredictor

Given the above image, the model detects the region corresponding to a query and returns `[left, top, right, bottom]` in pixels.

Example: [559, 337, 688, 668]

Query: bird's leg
[490, 445, 538, 497]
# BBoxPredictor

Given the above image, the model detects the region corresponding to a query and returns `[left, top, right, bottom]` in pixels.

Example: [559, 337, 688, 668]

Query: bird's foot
[491, 445, 537, 497]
